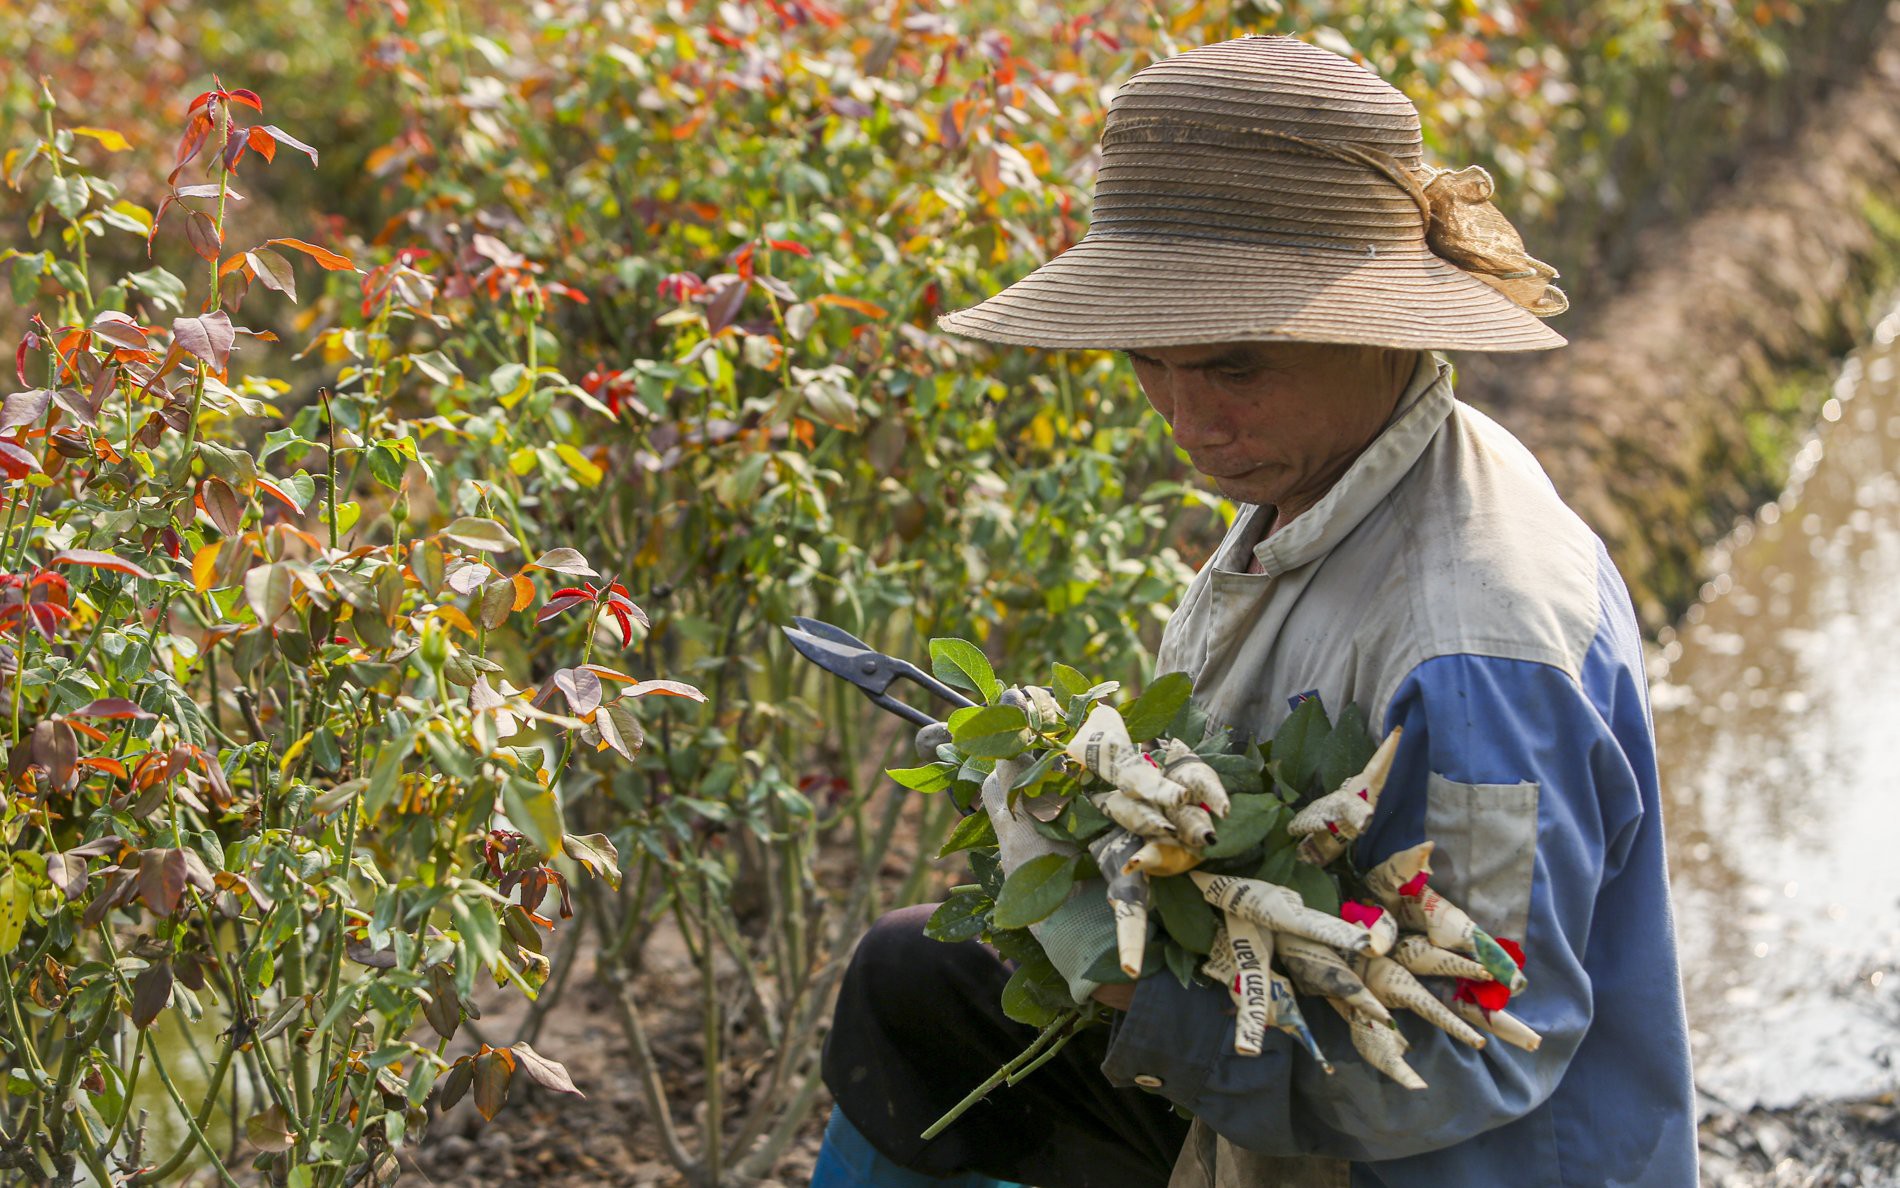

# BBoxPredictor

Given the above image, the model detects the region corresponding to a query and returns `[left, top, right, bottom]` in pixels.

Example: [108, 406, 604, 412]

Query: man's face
[1123, 341, 1418, 515]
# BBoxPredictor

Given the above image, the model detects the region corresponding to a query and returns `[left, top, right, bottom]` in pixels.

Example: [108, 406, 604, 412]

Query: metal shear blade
[781, 616, 977, 727]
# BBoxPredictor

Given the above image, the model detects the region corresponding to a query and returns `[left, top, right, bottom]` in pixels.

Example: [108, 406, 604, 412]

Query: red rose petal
[1398, 870, 1430, 898]
[1496, 938, 1527, 969]
[1339, 901, 1384, 928]
[1455, 978, 1511, 1013]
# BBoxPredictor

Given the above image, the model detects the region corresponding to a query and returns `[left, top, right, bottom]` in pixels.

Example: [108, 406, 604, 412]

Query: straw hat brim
[936, 233, 1567, 352]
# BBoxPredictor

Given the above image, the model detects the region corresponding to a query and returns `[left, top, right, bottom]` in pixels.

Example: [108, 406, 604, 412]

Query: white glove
[981, 755, 1075, 876]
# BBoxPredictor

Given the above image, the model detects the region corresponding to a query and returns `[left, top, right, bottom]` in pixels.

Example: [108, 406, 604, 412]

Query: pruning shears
[780, 616, 977, 728]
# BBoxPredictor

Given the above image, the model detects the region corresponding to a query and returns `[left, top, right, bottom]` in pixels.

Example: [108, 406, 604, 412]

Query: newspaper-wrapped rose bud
[1269, 968, 1331, 1072]
[1365, 841, 1436, 909]
[1364, 844, 1529, 992]
[1165, 801, 1219, 849]
[1444, 994, 1544, 1053]
[1066, 704, 1192, 808]
[1339, 901, 1398, 958]
[1390, 934, 1495, 982]
[1191, 873, 1378, 955]
[1274, 933, 1391, 1025]
[1224, 916, 1276, 1056]
[1090, 829, 1150, 978]
[1157, 738, 1232, 817]
[1328, 999, 1426, 1090]
[1351, 954, 1488, 1050]
[1094, 790, 1178, 840]
[1288, 726, 1402, 865]
[1124, 839, 1202, 877]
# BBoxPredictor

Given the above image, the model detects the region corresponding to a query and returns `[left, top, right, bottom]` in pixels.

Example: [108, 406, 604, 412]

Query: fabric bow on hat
[1416, 165, 1568, 318]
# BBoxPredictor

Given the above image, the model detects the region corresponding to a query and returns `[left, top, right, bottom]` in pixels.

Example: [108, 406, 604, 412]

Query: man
[813, 34, 1698, 1188]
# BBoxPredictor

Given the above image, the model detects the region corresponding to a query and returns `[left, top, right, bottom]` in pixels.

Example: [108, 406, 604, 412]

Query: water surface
[1652, 301, 1900, 1110]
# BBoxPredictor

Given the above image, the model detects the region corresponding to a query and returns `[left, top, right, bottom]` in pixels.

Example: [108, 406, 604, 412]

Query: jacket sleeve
[1098, 651, 1650, 1161]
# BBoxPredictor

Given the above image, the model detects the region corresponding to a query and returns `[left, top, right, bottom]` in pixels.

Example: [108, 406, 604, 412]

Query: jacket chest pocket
[1422, 773, 1540, 942]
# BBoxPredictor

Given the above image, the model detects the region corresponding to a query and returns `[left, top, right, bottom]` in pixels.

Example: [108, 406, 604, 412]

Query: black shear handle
[867, 689, 940, 729]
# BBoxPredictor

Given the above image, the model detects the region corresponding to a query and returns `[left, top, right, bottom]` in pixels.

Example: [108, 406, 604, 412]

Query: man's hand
[1091, 982, 1137, 1012]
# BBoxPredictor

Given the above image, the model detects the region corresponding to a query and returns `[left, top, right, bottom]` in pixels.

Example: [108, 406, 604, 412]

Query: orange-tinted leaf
[253, 477, 303, 512]
[472, 1049, 513, 1120]
[811, 294, 887, 319]
[77, 756, 128, 779]
[226, 89, 263, 113]
[267, 237, 355, 271]
[49, 549, 153, 579]
[510, 572, 535, 612]
[72, 127, 132, 153]
[246, 126, 277, 162]
[191, 543, 221, 592]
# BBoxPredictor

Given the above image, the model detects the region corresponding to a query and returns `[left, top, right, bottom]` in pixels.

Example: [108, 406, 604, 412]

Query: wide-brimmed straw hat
[939, 35, 1568, 353]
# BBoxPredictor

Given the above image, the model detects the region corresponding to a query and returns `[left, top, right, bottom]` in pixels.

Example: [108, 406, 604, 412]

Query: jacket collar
[1248, 351, 1455, 578]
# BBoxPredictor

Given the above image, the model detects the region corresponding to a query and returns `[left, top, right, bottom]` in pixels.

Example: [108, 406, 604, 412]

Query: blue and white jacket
[1099, 353, 1699, 1187]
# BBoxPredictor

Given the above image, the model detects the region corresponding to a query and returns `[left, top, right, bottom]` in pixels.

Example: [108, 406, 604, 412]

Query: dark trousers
[822, 904, 1191, 1188]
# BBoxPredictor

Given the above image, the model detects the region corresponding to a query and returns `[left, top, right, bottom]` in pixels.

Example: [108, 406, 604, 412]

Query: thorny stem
[919, 1009, 1086, 1141]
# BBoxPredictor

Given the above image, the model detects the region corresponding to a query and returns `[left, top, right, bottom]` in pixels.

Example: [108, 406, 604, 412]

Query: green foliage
[0, 81, 699, 1184]
[0, 0, 1868, 1180]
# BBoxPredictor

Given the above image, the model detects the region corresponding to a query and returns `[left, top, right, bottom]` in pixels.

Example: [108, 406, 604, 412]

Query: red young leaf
[185, 210, 222, 262]
[535, 593, 592, 624]
[766, 238, 812, 257]
[509, 1043, 583, 1097]
[71, 698, 157, 720]
[0, 439, 39, 481]
[226, 88, 263, 113]
[246, 125, 277, 163]
[705, 278, 749, 334]
[48, 549, 154, 579]
[172, 311, 235, 373]
[16, 330, 38, 387]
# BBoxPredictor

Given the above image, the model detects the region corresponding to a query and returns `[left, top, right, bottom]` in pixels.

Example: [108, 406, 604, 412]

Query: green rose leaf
[1118, 671, 1193, 743]
[992, 852, 1079, 929]
[937, 810, 998, 859]
[948, 704, 1031, 759]
[1272, 696, 1332, 799]
[999, 953, 1069, 1027]
[887, 763, 953, 793]
[929, 637, 1002, 703]
[924, 890, 991, 944]
[1149, 872, 1217, 955]
[1287, 862, 1340, 916]
[1316, 702, 1376, 795]
[1200, 794, 1286, 859]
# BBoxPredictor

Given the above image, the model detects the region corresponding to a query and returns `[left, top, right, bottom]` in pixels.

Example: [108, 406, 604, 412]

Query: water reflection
[1652, 302, 1900, 1110]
